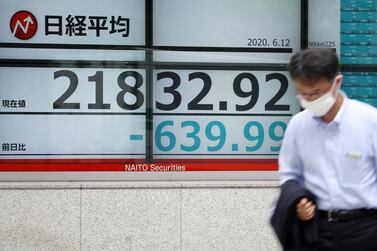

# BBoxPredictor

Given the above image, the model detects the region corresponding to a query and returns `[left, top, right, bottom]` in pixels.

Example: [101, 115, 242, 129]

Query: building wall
[0, 181, 280, 251]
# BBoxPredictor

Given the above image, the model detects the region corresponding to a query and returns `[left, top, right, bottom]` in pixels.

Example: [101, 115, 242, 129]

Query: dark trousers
[316, 214, 377, 251]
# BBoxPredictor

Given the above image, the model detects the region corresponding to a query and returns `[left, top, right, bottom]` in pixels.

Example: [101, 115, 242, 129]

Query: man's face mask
[296, 82, 337, 117]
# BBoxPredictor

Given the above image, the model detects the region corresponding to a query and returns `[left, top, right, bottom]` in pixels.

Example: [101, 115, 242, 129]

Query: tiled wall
[0, 182, 280, 251]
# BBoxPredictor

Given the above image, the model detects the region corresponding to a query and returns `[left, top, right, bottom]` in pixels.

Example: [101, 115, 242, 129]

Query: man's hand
[296, 198, 316, 221]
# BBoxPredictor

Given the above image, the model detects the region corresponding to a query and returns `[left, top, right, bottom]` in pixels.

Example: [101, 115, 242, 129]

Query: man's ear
[335, 74, 343, 89]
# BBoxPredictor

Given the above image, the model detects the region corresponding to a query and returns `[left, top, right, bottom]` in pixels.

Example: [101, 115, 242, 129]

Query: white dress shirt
[279, 95, 377, 210]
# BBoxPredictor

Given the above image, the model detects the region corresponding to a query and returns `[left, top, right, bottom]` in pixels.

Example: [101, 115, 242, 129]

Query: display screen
[308, 0, 377, 109]
[153, 0, 301, 63]
[153, 69, 299, 158]
[308, 0, 340, 51]
[340, 0, 377, 64]
[0, 0, 145, 61]
[0, 0, 304, 176]
[341, 71, 377, 107]
[0, 67, 146, 157]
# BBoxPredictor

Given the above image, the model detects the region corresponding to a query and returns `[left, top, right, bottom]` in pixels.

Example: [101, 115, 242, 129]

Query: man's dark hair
[288, 48, 340, 83]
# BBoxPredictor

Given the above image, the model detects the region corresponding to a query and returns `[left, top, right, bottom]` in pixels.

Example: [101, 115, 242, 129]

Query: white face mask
[297, 84, 337, 117]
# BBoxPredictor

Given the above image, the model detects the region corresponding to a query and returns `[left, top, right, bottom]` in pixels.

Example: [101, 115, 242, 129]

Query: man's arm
[279, 118, 316, 220]
[278, 117, 304, 185]
[372, 121, 377, 175]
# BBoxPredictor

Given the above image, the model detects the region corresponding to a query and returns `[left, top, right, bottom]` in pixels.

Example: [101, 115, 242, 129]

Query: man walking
[278, 48, 377, 251]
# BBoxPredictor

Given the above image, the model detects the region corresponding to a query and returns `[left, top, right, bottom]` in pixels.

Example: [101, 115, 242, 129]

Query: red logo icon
[10, 10, 38, 40]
